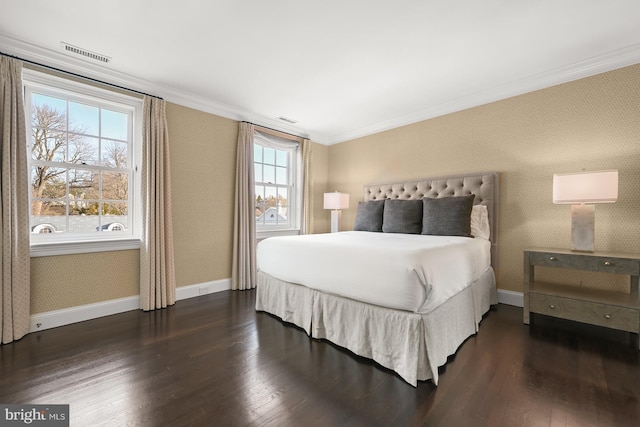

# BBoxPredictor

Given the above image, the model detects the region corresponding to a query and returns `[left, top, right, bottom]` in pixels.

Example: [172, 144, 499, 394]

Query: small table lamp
[324, 192, 349, 233]
[552, 169, 618, 252]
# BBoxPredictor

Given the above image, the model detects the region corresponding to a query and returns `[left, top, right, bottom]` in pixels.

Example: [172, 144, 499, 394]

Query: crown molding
[325, 42, 640, 145]
[1, 34, 165, 98]
[0, 34, 316, 141]
[3, 33, 639, 147]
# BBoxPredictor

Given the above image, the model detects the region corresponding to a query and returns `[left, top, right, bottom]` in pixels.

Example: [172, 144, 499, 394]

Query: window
[253, 131, 301, 234]
[23, 70, 142, 255]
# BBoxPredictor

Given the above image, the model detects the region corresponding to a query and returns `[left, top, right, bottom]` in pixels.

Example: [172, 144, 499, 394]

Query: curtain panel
[140, 96, 176, 310]
[0, 56, 31, 344]
[232, 124, 312, 290]
[232, 122, 257, 290]
[301, 138, 311, 234]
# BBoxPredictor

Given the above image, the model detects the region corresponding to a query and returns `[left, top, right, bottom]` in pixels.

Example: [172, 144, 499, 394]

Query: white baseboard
[175, 278, 231, 300]
[29, 295, 140, 333]
[29, 278, 232, 333]
[30, 280, 517, 333]
[497, 289, 524, 307]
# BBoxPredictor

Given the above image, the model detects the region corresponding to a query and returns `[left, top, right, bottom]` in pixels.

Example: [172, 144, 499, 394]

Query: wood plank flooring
[1, 290, 638, 426]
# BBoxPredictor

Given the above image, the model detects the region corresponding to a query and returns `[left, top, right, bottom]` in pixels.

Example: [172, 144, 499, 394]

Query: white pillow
[470, 204, 490, 240]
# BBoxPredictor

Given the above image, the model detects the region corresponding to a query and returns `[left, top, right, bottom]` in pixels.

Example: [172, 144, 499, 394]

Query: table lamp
[323, 192, 349, 233]
[552, 169, 618, 252]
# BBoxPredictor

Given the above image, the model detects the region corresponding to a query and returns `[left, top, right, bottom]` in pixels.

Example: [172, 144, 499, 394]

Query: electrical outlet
[198, 286, 209, 295]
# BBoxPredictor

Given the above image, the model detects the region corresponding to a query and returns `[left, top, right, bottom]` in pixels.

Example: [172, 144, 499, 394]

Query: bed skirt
[255, 268, 497, 386]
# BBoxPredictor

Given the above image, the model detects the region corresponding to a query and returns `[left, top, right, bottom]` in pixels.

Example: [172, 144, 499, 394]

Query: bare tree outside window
[30, 104, 95, 216]
[23, 72, 141, 248]
[28, 92, 132, 234]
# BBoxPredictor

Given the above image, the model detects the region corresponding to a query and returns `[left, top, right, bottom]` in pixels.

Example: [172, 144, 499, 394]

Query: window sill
[256, 228, 301, 241]
[30, 238, 142, 257]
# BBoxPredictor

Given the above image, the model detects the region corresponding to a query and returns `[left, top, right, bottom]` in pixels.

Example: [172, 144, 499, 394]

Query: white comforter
[256, 231, 491, 314]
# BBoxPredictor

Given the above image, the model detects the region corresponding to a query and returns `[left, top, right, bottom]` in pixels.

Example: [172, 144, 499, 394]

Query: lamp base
[570, 204, 595, 252]
[330, 210, 342, 233]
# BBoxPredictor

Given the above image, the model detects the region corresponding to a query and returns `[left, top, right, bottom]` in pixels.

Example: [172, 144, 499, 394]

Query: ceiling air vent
[61, 42, 111, 63]
[277, 116, 298, 124]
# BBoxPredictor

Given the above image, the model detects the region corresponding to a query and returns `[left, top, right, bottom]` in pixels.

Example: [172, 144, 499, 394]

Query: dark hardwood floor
[1, 290, 638, 426]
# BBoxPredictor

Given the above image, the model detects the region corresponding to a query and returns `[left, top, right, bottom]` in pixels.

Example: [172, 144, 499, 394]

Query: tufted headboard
[363, 171, 499, 267]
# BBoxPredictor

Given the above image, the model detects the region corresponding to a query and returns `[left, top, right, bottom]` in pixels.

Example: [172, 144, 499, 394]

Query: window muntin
[253, 133, 299, 231]
[23, 70, 142, 248]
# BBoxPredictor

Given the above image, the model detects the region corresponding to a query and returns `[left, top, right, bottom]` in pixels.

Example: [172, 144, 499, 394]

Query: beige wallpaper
[30, 97, 331, 314]
[327, 63, 640, 293]
[29, 62, 639, 314]
[310, 143, 330, 234]
[30, 250, 139, 313]
[166, 103, 238, 287]
[30, 102, 239, 314]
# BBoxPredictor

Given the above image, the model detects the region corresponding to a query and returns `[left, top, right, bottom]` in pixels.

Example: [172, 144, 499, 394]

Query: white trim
[29, 295, 140, 332]
[0, 34, 310, 140]
[175, 279, 232, 300]
[30, 238, 141, 257]
[497, 289, 524, 307]
[322, 42, 640, 144]
[254, 136, 301, 232]
[28, 280, 515, 332]
[256, 228, 301, 241]
[29, 279, 232, 332]
[23, 67, 144, 252]
[4, 33, 640, 146]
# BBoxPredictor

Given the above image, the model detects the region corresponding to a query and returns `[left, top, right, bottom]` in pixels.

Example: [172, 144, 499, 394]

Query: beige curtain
[0, 56, 30, 344]
[140, 96, 176, 310]
[300, 138, 312, 234]
[232, 125, 311, 289]
[231, 122, 256, 290]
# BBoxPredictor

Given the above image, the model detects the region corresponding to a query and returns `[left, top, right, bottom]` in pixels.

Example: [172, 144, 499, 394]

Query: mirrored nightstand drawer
[530, 293, 639, 333]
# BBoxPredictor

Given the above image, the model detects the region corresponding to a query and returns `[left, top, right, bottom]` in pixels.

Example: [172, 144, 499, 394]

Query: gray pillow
[353, 200, 385, 232]
[382, 199, 423, 234]
[421, 195, 475, 237]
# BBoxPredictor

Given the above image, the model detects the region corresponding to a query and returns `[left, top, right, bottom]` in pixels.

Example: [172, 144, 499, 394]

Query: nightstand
[523, 248, 640, 349]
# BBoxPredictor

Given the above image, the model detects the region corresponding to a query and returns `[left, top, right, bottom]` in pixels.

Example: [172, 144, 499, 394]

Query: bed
[255, 171, 499, 386]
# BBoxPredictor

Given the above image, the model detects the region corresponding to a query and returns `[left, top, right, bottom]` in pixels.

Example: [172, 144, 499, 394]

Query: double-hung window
[254, 131, 301, 236]
[23, 70, 143, 255]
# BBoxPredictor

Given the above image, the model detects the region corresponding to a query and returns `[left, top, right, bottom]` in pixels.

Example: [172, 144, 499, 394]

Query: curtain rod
[243, 121, 307, 141]
[1, 51, 163, 100]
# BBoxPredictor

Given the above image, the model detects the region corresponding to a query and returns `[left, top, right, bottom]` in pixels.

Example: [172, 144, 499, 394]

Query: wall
[30, 97, 330, 314]
[166, 104, 237, 287]
[310, 143, 330, 234]
[30, 251, 139, 314]
[29, 63, 639, 314]
[30, 100, 237, 314]
[327, 64, 640, 293]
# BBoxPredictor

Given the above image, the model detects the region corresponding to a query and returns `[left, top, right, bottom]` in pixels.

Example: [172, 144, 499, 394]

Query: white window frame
[254, 131, 302, 239]
[23, 69, 143, 257]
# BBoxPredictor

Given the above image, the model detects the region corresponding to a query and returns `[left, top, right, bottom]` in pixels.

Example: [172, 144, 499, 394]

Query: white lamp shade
[552, 170, 618, 204]
[323, 192, 349, 210]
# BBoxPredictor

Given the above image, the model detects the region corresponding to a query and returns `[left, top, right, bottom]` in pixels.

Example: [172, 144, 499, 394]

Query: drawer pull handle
[603, 261, 613, 267]
[549, 304, 555, 309]
[549, 256, 557, 261]
[604, 314, 611, 320]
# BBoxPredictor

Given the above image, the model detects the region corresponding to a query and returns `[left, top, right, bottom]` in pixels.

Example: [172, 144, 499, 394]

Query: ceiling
[2, 0, 640, 145]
